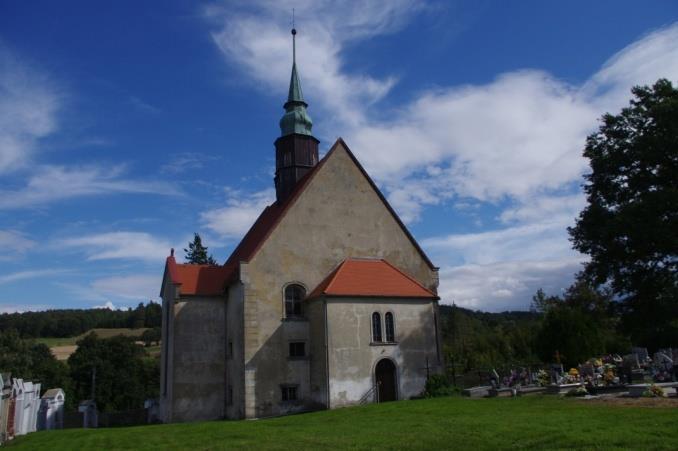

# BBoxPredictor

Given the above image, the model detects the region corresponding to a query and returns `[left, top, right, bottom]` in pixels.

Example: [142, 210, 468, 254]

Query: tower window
[284, 284, 305, 317]
[281, 385, 298, 402]
[385, 312, 395, 342]
[289, 342, 306, 358]
[372, 312, 382, 342]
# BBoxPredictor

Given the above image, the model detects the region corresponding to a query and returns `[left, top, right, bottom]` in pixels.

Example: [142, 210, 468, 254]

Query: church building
[159, 29, 442, 422]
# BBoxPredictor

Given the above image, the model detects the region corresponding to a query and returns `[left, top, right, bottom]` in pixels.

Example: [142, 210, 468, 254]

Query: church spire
[280, 27, 313, 137]
[287, 27, 304, 104]
[274, 25, 320, 203]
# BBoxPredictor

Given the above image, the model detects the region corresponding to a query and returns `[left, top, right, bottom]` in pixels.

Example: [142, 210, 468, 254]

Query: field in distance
[35, 328, 153, 360]
[9, 395, 678, 450]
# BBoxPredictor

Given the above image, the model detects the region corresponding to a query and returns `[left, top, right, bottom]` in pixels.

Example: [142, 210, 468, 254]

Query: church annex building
[159, 29, 443, 422]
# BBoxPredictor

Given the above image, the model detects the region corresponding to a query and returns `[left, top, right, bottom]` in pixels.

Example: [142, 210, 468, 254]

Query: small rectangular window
[289, 342, 305, 357]
[281, 385, 297, 401]
[227, 341, 233, 359]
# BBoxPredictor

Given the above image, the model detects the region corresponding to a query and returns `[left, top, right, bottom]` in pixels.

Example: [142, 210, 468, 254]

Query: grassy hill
[9, 396, 678, 450]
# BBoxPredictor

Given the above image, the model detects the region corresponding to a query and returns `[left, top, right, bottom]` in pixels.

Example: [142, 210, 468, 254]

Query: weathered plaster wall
[242, 142, 439, 417]
[225, 281, 245, 419]
[170, 296, 226, 422]
[307, 299, 328, 407]
[242, 262, 313, 417]
[325, 298, 438, 407]
[159, 275, 177, 422]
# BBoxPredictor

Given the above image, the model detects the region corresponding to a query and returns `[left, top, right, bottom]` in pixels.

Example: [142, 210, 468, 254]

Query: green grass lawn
[9, 396, 678, 450]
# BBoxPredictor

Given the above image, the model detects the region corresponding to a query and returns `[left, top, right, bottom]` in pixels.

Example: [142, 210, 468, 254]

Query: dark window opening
[284, 284, 305, 317]
[289, 342, 306, 357]
[372, 312, 382, 342]
[227, 341, 233, 359]
[385, 312, 395, 342]
[281, 385, 298, 402]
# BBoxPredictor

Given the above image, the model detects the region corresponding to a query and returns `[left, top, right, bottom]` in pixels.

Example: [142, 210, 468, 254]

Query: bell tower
[274, 27, 320, 203]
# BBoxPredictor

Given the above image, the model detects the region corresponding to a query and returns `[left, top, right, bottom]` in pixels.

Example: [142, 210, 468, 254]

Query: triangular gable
[224, 150, 328, 268]
[224, 138, 436, 270]
[307, 258, 438, 299]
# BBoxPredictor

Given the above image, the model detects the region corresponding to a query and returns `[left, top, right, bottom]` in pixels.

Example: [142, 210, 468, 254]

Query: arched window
[284, 284, 305, 317]
[385, 312, 395, 342]
[372, 312, 382, 342]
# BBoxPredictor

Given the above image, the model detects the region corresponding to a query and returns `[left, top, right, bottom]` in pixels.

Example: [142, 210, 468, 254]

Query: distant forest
[0, 302, 161, 338]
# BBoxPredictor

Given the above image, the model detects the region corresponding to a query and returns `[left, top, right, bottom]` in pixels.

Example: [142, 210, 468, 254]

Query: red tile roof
[223, 138, 436, 271]
[307, 258, 438, 300]
[164, 255, 235, 296]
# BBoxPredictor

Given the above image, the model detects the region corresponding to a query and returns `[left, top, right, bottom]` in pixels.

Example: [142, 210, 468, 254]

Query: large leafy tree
[184, 233, 217, 265]
[532, 282, 629, 367]
[0, 329, 73, 408]
[569, 79, 678, 348]
[68, 333, 158, 412]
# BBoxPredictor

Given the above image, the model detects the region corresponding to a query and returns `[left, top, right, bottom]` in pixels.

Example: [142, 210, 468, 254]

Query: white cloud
[201, 187, 275, 238]
[0, 269, 68, 285]
[584, 24, 678, 112]
[90, 275, 159, 301]
[437, 259, 583, 312]
[57, 231, 174, 262]
[352, 71, 598, 202]
[206, 1, 422, 129]
[93, 301, 120, 310]
[0, 43, 61, 173]
[160, 152, 221, 174]
[58, 275, 159, 307]
[0, 44, 179, 209]
[0, 303, 52, 313]
[422, 197, 587, 310]
[128, 96, 161, 114]
[499, 193, 586, 224]
[423, 214, 581, 266]
[0, 164, 181, 209]
[0, 230, 36, 260]
[352, 24, 678, 216]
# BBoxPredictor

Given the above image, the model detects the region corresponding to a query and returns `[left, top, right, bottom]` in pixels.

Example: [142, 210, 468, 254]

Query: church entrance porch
[375, 359, 398, 402]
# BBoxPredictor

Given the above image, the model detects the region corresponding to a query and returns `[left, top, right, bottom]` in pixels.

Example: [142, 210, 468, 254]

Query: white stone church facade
[159, 30, 442, 422]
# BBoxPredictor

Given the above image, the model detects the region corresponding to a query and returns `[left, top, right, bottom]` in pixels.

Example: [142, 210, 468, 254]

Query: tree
[533, 281, 628, 367]
[184, 233, 217, 265]
[141, 327, 161, 347]
[569, 79, 678, 349]
[68, 333, 158, 412]
[0, 329, 73, 409]
[144, 301, 162, 328]
[128, 302, 146, 329]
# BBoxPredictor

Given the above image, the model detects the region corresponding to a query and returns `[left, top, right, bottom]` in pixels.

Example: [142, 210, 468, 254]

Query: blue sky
[1, 1, 677, 312]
